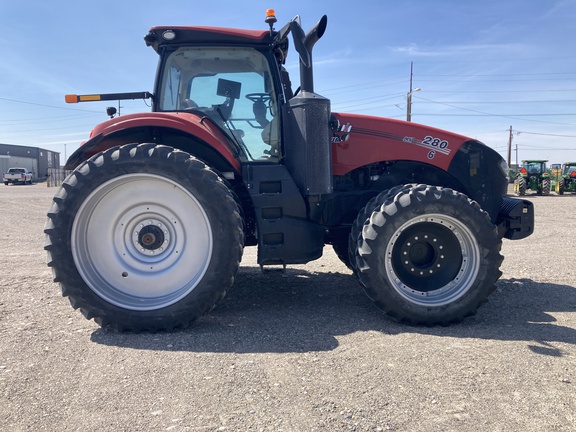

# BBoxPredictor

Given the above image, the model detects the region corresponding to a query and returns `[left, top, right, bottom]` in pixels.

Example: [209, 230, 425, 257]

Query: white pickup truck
[3, 167, 33, 185]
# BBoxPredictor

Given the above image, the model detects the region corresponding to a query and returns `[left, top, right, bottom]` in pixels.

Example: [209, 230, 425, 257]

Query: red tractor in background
[45, 11, 534, 332]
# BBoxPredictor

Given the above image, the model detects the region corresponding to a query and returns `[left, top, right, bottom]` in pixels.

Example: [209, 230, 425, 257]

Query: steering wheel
[245, 93, 271, 104]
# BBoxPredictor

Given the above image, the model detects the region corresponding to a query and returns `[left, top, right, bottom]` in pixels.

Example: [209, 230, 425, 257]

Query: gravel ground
[1, 182, 575, 431]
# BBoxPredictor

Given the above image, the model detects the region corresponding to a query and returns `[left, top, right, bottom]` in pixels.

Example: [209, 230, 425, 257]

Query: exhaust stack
[290, 15, 327, 93]
[283, 15, 332, 196]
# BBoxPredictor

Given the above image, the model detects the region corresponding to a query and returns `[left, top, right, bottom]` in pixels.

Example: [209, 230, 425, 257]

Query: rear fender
[65, 112, 241, 174]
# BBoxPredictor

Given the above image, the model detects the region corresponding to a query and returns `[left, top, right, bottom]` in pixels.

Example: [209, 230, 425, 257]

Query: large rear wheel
[351, 184, 503, 325]
[515, 177, 526, 196]
[45, 143, 244, 332]
[541, 178, 551, 196]
[558, 178, 565, 195]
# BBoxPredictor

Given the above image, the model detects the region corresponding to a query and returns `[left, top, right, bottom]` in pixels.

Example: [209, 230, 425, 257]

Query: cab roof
[144, 26, 273, 52]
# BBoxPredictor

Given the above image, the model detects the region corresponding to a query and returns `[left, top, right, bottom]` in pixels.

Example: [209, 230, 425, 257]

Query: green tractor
[549, 163, 562, 191]
[514, 160, 551, 196]
[556, 162, 576, 194]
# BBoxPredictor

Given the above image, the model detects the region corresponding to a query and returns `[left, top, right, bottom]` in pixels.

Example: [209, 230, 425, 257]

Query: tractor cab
[154, 45, 281, 161]
[550, 163, 562, 178]
[520, 160, 548, 176]
[562, 162, 576, 177]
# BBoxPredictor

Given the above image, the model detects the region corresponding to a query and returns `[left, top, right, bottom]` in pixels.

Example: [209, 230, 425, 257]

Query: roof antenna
[265, 9, 277, 36]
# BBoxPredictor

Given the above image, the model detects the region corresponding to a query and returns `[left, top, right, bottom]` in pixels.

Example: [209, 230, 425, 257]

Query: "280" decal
[423, 136, 449, 149]
[402, 135, 451, 159]
[422, 135, 450, 159]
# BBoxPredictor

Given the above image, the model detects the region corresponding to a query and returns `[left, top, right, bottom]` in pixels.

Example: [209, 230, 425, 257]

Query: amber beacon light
[265, 9, 277, 34]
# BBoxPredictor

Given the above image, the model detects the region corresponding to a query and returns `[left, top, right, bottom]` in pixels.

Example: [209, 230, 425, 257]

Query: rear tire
[44, 143, 244, 332]
[351, 184, 503, 325]
[516, 177, 526, 196]
[558, 178, 565, 195]
[542, 178, 551, 195]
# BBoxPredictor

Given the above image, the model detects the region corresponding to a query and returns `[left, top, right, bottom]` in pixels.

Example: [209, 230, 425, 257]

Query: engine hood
[331, 112, 474, 176]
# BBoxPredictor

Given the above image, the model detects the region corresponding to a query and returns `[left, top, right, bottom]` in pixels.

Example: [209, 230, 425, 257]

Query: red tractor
[45, 11, 534, 332]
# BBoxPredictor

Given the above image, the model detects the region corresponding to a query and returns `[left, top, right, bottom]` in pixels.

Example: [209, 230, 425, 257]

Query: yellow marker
[79, 95, 102, 102]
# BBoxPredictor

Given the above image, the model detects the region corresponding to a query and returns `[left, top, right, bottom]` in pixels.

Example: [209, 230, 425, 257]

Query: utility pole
[406, 62, 420, 122]
[507, 125, 513, 167]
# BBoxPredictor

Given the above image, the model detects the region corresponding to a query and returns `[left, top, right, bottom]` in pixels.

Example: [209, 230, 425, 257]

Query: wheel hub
[390, 221, 463, 292]
[399, 233, 446, 276]
[138, 224, 165, 250]
[133, 219, 170, 255]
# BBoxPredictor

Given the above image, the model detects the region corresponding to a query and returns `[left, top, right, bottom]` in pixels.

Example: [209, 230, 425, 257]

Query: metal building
[0, 143, 60, 182]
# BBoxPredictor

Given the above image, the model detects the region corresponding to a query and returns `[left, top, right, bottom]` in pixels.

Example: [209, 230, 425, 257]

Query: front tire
[351, 184, 503, 325]
[44, 143, 244, 332]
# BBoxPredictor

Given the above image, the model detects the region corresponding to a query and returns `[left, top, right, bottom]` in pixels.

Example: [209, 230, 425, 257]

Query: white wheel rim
[71, 173, 213, 310]
[384, 213, 481, 306]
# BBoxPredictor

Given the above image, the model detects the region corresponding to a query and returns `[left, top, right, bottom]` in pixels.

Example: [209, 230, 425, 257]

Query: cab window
[158, 47, 280, 162]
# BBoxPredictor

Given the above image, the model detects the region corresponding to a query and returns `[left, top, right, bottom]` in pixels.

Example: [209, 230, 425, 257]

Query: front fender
[65, 112, 241, 172]
[332, 112, 512, 221]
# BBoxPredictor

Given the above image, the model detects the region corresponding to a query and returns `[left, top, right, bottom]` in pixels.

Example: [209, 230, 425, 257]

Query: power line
[517, 131, 576, 138]
[415, 100, 576, 104]
[417, 113, 576, 117]
[417, 72, 576, 77]
[420, 89, 576, 93]
[0, 96, 101, 113]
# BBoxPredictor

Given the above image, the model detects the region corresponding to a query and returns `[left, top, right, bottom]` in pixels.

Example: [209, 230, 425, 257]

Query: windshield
[158, 47, 280, 161]
[524, 162, 546, 174]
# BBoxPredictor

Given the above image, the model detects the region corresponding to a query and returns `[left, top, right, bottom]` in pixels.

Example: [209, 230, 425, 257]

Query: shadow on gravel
[91, 267, 576, 356]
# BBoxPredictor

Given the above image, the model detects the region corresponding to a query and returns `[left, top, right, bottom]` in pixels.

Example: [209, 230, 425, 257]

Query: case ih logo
[331, 123, 352, 143]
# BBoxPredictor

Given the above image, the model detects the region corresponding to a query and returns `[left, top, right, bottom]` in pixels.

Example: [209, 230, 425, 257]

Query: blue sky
[1, 0, 575, 165]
